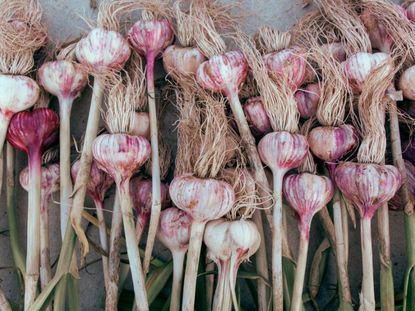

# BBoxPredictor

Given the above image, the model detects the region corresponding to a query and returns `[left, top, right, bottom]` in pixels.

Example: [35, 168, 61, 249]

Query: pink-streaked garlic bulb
[320, 42, 347, 62]
[335, 162, 400, 310]
[407, 3, 415, 21]
[130, 177, 170, 242]
[169, 174, 235, 311]
[7, 108, 59, 309]
[258, 132, 309, 177]
[263, 47, 306, 91]
[20, 163, 60, 212]
[157, 207, 192, 311]
[76, 28, 131, 74]
[283, 173, 334, 238]
[128, 17, 174, 274]
[308, 124, 358, 163]
[342, 52, 392, 93]
[92, 134, 151, 185]
[295, 83, 320, 119]
[283, 172, 333, 311]
[204, 218, 260, 311]
[93, 133, 151, 308]
[335, 162, 401, 219]
[38, 60, 88, 102]
[128, 19, 174, 60]
[243, 97, 272, 137]
[390, 160, 415, 211]
[131, 112, 151, 139]
[360, 9, 393, 53]
[163, 46, 206, 79]
[399, 65, 415, 100]
[196, 51, 248, 98]
[7, 108, 59, 160]
[20, 162, 60, 293]
[71, 159, 114, 205]
[38, 59, 89, 238]
[0, 75, 40, 152]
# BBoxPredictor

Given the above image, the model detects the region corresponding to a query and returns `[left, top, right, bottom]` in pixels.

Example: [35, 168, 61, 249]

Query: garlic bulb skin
[128, 19, 174, 58]
[283, 173, 334, 237]
[157, 207, 192, 252]
[130, 112, 151, 139]
[92, 134, 151, 184]
[0, 74, 40, 115]
[243, 97, 272, 137]
[196, 51, 248, 97]
[320, 42, 346, 62]
[76, 28, 131, 74]
[7, 108, 59, 156]
[71, 159, 113, 202]
[204, 218, 232, 261]
[335, 162, 401, 219]
[38, 60, 88, 101]
[130, 177, 170, 215]
[399, 65, 415, 100]
[308, 124, 358, 162]
[407, 3, 415, 21]
[390, 160, 415, 210]
[169, 174, 235, 223]
[258, 131, 309, 174]
[295, 83, 320, 119]
[342, 52, 392, 93]
[163, 46, 206, 79]
[20, 163, 60, 211]
[360, 9, 393, 53]
[228, 220, 261, 259]
[263, 47, 306, 91]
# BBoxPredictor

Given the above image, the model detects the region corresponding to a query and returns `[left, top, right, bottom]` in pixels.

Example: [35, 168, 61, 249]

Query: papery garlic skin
[407, 3, 415, 21]
[335, 162, 401, 219]
[258, 131, 308, 174]
[320, 43, 347, 62]
[243, 97, 272, 137]
[360, 9, 394, 54]
[76, 28, 131, 74]
[92, 134, 151, 184]
[399, 65, 415, 100]
[342, 52, 391, 93]
[169, 175, 235, 223]
[295, 83, 320, 119]
[38, 60, 88, 101]
[0, 75, 40, 115]
[128, 19, 174, 58]
[308, 124, 358, 162]
[71, 159, 113, 202]
[131, 112, 151, 139]
[196, 51, 248, 97]
[163, 46, 206, 79]
[263, 47, 306, 91]
[130, 178, 170, 215]
[157, 207, 192, 252]
[283, 173, 334, 237]
[20, 163, 60, 211]
[7, 108, 59, 156]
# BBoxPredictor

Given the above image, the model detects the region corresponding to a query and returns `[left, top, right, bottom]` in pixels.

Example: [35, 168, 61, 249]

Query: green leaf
[146, 261, 173, 305]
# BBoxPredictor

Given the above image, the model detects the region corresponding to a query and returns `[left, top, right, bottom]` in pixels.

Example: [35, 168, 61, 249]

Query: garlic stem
[170, 251, 186, 311]
[212, 260, 228, 311]
[39, 201, 52, 311]
[93, 198, 109, 291]
[118, 180, 148, 311]
[290, 233, 308, 311]
[59, 97, 74, 239]
[332, 190, 352, 304]
[377, 203, 394, 310]
[0, 287, 11, 311]
[205, 259, 215, 311]
[143, 52, 162, 275]
[24, 153, 42, 310]
[360, 217, 375, 311]
[272, 171, 284, 311]
[106, 193, 123, 310]
[227, 90, 270, 311]
[181, 221, 206, 311]
[341, 203, 349, 263]
[0, 116, 10, 195]
[70, 80, 104, 257]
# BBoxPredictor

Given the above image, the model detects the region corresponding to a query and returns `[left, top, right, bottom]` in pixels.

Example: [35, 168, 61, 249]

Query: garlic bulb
[399, 65, 415, 100]
[308, 124, 358, 162]
[163, 46, 206, 79]
[295, 83, 320, 119]
[243, 97, 272, 137]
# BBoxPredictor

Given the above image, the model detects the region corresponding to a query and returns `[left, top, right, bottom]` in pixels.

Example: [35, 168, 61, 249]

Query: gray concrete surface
[0, 0, 407, 310]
